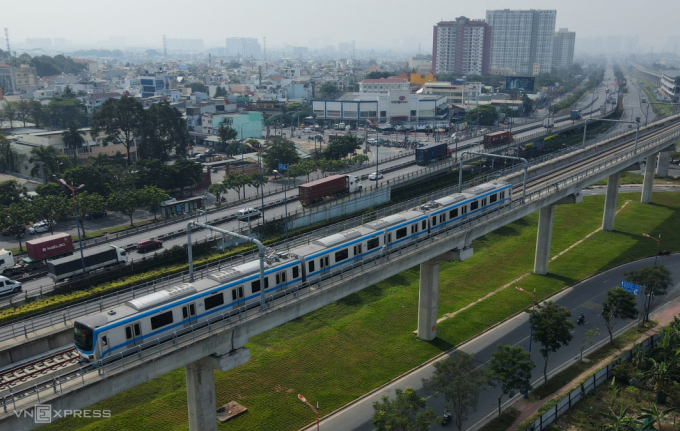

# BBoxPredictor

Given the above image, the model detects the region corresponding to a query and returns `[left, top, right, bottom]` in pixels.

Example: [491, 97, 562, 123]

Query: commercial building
[14, 65, 37, 88]
[486, 9, 556, 75]
[421, 81, 482, 105]
[202, 112, 263, 139]
[552, 28, 576, 69]
[359, 77, 409, 94]
[660, 70, 680, 102]
[226, 38, 262, 58]
[312, 91, 447, 124]
[0, 63, 16, 96]
[432, 17, 492, 76]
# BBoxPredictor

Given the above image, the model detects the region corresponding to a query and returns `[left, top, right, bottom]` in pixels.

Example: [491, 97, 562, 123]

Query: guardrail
[1, 119, 678, 413]
[1, 113, 676, 344]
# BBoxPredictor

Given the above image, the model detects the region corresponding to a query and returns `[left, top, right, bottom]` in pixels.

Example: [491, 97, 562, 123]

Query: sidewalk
[508, 294, 680, 429]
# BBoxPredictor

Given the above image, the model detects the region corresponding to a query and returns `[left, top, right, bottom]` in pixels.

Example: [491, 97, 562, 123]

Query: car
[368, 172, 383, 181]
[85, 210, 107, 220]
[236, 207, 261, 221]
[0, 276, 21, 295]
[136, 239, 163, 252]
[28, 220, 56, 234]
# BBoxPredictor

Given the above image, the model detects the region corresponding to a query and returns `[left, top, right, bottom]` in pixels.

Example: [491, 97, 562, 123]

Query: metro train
[74, 180, 513, 362]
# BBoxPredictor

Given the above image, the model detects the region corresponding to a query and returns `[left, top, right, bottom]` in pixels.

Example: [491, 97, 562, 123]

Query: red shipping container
[26, 233, 74, 260]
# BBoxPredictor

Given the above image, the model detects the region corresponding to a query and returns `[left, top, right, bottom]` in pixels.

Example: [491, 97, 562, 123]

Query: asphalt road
[310, 254, 680, 431]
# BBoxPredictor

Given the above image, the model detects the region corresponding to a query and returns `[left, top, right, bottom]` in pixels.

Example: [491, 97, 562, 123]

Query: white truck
[0, 249, 43, 276]
[543, 117, 555, 128]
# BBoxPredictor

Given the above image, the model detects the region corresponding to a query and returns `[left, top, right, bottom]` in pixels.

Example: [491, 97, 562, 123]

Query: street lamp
[643, 233, 661, 266]
[298, 394, 320, 431]
[515, 286, 536, 398]
[239, 121, 251, 173]
[58, 178, 87, 275]
[273, 164, 289, 248]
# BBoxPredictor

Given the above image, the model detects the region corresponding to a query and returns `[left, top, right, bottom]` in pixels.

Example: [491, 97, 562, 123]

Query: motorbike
[577, 314, 585, 325]
[442, 412, 452, 425]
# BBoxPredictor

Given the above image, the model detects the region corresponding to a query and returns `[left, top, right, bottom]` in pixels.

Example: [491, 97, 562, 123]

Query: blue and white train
[74, 181, 512, 361]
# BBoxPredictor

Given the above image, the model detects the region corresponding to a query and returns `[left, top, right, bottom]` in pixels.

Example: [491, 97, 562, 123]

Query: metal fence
[523, 334, 658, 431]
[0, 119, 675, 415]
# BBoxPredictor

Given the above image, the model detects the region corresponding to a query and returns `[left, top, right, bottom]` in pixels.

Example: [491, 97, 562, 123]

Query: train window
[309, 260, 315, 272]
[500, 191, 505, 199]
[232, 288, 244, 301]
[190, 304, 195, 315]
[432, 216, 437, 226]
[471, 201, 479, 210]
[396, 227, 407, 239]
[101, 336, 108, 347]
[281, 272, 287, 283]
[125, 326, 132, 340]
[422, 220, 427, 230]
[205, 293, 224, 310]
[367, 237, 380, 250]
[353, 244, 363, 255]
[450, 208, 458, 218]
[276, 274, 281, 284]
[439, 214, 445, 223]
[335, 248, 349, 262]
[387, 233, 392, 243]
[252, 279, 261, 293]
[490, 194, 497, 203]
[293, 266, 299, 278]
[411, 224, 417, 234]
[461, 206, 468, 215]
[134, 323, 140, 336]
[182, 306, 189, 319]
[150, 311, 174, 330]
[482, 198, 487, 206]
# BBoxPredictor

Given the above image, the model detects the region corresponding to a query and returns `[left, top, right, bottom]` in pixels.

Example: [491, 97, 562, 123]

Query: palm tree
[61, 123, 86, 163]
[638, 358, 679, 404]
[29, 145, 60, 179]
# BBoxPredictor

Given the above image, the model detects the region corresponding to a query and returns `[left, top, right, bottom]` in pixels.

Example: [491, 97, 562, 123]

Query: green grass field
[41, 192, 680, 431]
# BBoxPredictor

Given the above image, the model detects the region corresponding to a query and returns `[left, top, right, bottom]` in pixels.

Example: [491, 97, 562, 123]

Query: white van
[302, 128, 312, 134]
[0, 276, 21, 295]
[237, 207, 261, 221]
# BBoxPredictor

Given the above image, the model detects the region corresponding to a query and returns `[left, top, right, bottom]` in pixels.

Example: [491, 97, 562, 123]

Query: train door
[231, 286, 244, 306]
[99, 332, 110, 356]
[182, 302, 197, 327]
[125, 322, 143, 347]
[319, 255, 330, 274]
[353, 243, 363, 262]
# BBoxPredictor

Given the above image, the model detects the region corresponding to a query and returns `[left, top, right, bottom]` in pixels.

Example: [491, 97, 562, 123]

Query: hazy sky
[3, 0, 677, 52]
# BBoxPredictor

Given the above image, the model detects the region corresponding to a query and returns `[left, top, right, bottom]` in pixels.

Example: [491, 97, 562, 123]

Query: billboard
[505, 76, 535, 92]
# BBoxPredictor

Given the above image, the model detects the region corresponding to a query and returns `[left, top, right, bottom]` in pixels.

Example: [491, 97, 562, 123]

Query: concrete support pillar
[534, 205, 555, 275]
[641, 153, 658, 203]
[657, 150, 671, 177]
[417, 260, 440, 341]
[185, 347, 250, 431]
[186, 360, 217, 431]
[417, 248, 473, 341]
[602, 172, 621, 232]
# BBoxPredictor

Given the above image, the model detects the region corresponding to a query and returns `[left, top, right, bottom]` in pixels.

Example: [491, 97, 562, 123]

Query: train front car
[74, 314, 109, 362]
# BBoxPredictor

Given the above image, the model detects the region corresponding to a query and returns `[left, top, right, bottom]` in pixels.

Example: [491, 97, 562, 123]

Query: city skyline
[2, 0, 678, 53]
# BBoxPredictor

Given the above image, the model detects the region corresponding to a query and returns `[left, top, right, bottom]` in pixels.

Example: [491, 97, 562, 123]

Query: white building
[552, 28, 576, 70]
[312, 91, 447, 123]
[432, 17, 492, 76]
[486, 9, 556, 75]
[421, 81, 483, 105]
[359, 77, 410, 94]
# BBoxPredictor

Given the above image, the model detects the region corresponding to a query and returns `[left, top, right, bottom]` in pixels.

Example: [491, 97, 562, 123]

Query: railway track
[513, 120, 679, 198]
[0, 348, 79, 395]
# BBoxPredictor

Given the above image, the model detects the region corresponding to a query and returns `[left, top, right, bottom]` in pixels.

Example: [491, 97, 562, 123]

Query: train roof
[290, 226, 375, 256]
[365, 211, 423, 230]
[462, 181, 510, 196]
[434, 193, 469, 207]
[485, 130, 511, 137]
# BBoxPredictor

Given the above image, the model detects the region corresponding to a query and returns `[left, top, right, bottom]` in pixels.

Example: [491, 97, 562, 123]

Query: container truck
[298, 175, 363, 206]
[0, 233, 74, 276]
[415, 142, 452, 165]
[46, 245, 128, 282]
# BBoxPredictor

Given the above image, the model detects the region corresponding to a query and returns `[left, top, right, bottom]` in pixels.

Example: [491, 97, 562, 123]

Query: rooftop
[361, 77, 408, 84]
